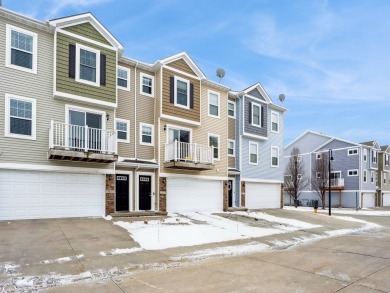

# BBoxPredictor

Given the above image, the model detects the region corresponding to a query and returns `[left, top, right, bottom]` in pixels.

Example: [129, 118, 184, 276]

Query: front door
[116, 174, 129, 211]
[139, 175, 152, 210]
[69, 110, 102, 151]
[228, 179, 233, 208]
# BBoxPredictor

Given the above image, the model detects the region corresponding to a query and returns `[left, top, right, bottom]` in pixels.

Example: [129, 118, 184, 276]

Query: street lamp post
[328, 149, 334, 216]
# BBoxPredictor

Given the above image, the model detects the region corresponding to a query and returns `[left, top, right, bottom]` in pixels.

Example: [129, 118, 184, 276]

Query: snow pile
[99, 247, 143, 256]
[40, 254, 84, 264]
[0, 262, 20, 276]
[103, 215, 113, 221]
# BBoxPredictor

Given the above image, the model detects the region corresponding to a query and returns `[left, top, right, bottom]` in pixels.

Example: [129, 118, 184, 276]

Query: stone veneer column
[241, 181, 246, 207]
[223, 180, 228, 211]
[159, 177, 167, 212]
[105, 174, 115, 215]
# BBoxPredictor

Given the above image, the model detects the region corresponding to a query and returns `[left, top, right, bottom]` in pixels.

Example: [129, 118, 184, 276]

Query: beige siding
[167, 59, 196, 76]
[63, 22, 111, 46]
[0, 17, 113, 170]
[228, 118, 235, 140]
[228, 157, 235, 168]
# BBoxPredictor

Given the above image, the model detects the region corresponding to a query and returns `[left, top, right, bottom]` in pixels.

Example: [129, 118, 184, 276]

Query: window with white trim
[116, 119, 129, 143]
[386, 154, 389, 166]
[5, 94, 36, 140]
[384, 173, 387, 185]
[6, 24, 37, 74]
[174, 76, 189, 108]
[371, 171, 374, 183]
[297, 174, 302, 180]
[372, 150, 377, 163]
[348, 148, 358, 155]
[208, 91, 220, 117]
[316, 153, 321, 160]
[348, 169, 358, 176]
[363, 148, 367, 161]
[271, 146, 279, 167]
[140, 123, 154, 146]
[228, 101, 235, 118]
[117, 66, 130, 90]
[252, 103, 261, 127]
[249, 141, 258, 165]
[208, 134, 220, 160]
[228, 139, 235, 157]
[271, 111, 279, 133]
[140, 73, 154, 97]
[76, 44, 100, 86]
[363, 170, 367, 183]
[316, 172, 321, 179]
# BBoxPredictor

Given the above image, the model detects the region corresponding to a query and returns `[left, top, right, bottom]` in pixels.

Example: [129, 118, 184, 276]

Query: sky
[3, 0, 390, 146]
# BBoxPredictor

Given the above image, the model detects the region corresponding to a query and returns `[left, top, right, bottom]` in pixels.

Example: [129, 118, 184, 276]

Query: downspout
[134, 61, 139, 159]
[236, 92, 244, 207]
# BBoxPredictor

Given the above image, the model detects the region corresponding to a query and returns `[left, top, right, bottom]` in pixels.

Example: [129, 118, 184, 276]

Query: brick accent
[105, 174, 115, 215]
[241, 181, 246, 207]
[159, 177, 167, 212]
[223, 180, 228, 211]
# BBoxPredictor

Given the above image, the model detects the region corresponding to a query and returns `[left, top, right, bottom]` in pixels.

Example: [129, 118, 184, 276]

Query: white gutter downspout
[134, 61, 139, 158]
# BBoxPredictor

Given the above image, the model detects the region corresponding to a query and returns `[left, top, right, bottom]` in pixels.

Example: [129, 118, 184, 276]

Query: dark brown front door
[116, 174, 129, 211]
[139, 175, 152, 210]
[228, 179, 233, 208]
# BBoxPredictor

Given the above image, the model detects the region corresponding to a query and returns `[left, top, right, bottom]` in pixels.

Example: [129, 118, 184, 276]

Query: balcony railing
[49, 121, 116, 154]
[165, 141, 214, 165]
[331, 178, 344, 187]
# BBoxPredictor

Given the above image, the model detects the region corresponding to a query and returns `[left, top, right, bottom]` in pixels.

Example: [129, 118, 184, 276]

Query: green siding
[63, 22, 111, 46]
[56, 32, 116, 103]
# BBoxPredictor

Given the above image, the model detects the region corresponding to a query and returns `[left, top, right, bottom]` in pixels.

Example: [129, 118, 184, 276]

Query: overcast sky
[4, 0, 390, 146]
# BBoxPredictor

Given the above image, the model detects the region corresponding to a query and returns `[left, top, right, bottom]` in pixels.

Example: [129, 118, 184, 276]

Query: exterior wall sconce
[106, 113, 110, 121]
[164, 125, 167, 131]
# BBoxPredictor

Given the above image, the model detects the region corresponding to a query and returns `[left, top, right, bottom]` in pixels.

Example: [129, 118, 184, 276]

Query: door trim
[136, 171, 155, 211]
[115, 171, 133, 212]
[228, 177, 236, 208]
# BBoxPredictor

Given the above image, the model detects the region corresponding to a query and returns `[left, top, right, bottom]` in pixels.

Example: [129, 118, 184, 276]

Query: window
[348, 169, 358, 176]
[297, 174, 303, 180]
[363, 149, 367, 162]
[297, 155, 302, 162]
[228, 101, 235, 118]
[208, 91, 220, 117]
[249, 141, 258, 165]
[271, 111, 279, 133]
[316, 153, 322, 160]
[116, 119, 129, 143]
[5, 94, 36, 140]
[208, 134, 220, 160]
[228, 139, 235, 157]
[330, 171, 341, 180]
[117, 66, 130, 90]
[271, 146, 279, 167]
[251, 103, 261, 127]
[386, 154, 389, 166]
[372, 150, 377, 163]
[174, 76, 189, 108]
[348, 148, 358, 155]
[6, 24, 37, 74]
[167, 127, 191, 144]
[75, 44, 100, 86]
[371, 171, 374, 183]
[140, 123, 154, 146]
[316, 172, 322, 179]
[140, 73, 154, 97]
[384, 173, 387, 185]
[363, 170, 367, 183]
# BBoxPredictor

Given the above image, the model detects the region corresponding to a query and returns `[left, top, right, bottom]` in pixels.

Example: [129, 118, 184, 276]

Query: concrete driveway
[0, 210, 389, 292]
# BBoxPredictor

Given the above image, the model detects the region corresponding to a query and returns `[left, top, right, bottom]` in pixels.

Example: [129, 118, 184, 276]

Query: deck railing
[331, 178, 344, 187]
[164, 141, 214, 164]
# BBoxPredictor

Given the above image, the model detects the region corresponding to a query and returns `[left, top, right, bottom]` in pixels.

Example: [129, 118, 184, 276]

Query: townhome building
[377, 145, 390, 207]
[284, 131, 380, 208]
[0, 7, 287, 220]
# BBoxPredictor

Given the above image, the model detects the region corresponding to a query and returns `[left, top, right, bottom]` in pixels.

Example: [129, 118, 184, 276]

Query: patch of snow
[103, 215, 113, 221]
[0, 262, 20, 276]
[40, 254, 84, 264]
[99, 247, 143, 256]
[284, 206, 390, 216]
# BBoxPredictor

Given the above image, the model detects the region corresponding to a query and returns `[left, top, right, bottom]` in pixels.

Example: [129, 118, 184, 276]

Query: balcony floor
[164, 160, 214, 171]
[48, 149, 118, 163]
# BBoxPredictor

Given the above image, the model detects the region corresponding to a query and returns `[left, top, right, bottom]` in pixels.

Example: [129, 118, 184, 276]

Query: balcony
[48, 121, 117, 163]
[164, 141, 214, 171]
[319, 178, 345, 191]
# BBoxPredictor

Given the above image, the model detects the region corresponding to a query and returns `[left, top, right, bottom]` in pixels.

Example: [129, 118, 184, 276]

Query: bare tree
[311, 152, 329, 209]
[284, 147, 308, 208]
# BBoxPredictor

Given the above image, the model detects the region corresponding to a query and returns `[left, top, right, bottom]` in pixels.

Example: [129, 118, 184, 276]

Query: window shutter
[68, 44, 76, 78]
[190, 83, 194, 109]
[248, 101, 252, 124]
[261, 106, 264, 127]
[170, 76, 174, 103]
[100, 53, 106, 86]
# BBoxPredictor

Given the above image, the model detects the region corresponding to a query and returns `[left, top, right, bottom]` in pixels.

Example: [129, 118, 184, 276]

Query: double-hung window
[228, 101, 235, 118]
[209, 134, 220, 160]
[116, 119, 129, 143]
[140, 123, 154, 146]
[271, 146, 279, 167]
[249, 141, 258, 165]
[372, 150, 377, 163]
[252, 103, 261, 127]
[363, 170, 367, 183]
[371, 171, 374, 183]
[76, 44, 100, 86]
[117, 66, 130, 90]
[174, 76, 189, 108]
[386, 154, 389, 166]
[228, 139, 235, 157]
[384, 173, 387, 185]
[208, 91, 220, 117]
[271, 111, 279, 133]
[6, 24, 37, 74]
[5, 94, 36, 140]
[363, 149, 367, 161]
[140, 73, 154, 97]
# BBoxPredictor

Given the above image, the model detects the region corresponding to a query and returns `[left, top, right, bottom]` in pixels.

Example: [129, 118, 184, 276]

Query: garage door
[246, 182, 281, 209]
[383, 193, 390, 206]
[362, 193, 375, 208]
[167, 178, 223, 213]
[0, 169, 105, 220]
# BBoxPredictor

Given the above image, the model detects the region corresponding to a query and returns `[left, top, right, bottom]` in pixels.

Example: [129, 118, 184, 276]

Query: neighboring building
[284, 131, 380, 208]
[378, 145, 390, 206]
[0, 7, 287, 220]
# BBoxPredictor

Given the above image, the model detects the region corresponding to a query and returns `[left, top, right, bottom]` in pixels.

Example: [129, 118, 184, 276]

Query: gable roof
[361, 140, 380, 149]
[48, 13, 123, 51]
[380, 145, 390, 152]
[284, 130, 332, 150]
[243, 83, 273, 103]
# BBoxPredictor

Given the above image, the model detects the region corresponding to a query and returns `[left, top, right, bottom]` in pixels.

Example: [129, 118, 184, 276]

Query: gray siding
[243, 96, 268, 137]
[285, 132, 330, 155]
[317, 140, 357, 151]
[247, 88, 266, 101]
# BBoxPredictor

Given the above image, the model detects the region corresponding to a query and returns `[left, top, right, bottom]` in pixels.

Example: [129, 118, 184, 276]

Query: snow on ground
[284, 206, 390, 216]
[103, 215, 112, 221]
[40, 254, 84, 264]
[99, 247, 143, 256]
[113, 212, 319, 250]
[232, 211, 321, 231]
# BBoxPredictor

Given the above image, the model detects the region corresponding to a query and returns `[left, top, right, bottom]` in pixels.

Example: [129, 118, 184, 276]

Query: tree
[284, 147, 308, 208]
[311, 152, 329, 209]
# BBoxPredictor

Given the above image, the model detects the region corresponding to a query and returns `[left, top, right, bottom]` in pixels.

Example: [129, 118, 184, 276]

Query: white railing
[49, 121, 116, 154]
[164, 141, 214, 164]
[331, 178, 344, 187]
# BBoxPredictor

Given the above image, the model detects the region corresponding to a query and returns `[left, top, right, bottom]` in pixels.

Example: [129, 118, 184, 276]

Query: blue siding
[243, 96, 268, 137]
[247, 88, 266, 101]
[317, 140, 356, 151]
[285, 132, 331, 155]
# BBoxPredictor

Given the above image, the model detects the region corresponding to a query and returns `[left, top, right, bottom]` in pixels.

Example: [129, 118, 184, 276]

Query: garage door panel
[362, 193, 375, 208]
[383, 194, 390, 206]
[246, 183, 280, 209]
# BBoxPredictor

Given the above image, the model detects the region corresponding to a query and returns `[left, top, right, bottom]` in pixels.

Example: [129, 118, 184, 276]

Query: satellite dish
[278, 94, 285, 103]
[216, 68, 225, 83]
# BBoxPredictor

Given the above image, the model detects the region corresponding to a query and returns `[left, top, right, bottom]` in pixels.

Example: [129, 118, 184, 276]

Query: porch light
[106, 113, 110, 121]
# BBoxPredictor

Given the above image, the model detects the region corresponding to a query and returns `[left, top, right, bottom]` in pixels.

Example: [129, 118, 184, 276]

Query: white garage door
[246, 182, 281, 209]
[167, 178, 223, 213]
[383, 193, 390, 206]
[362, 193, 375, 208]
[0, 169, 105, 220]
